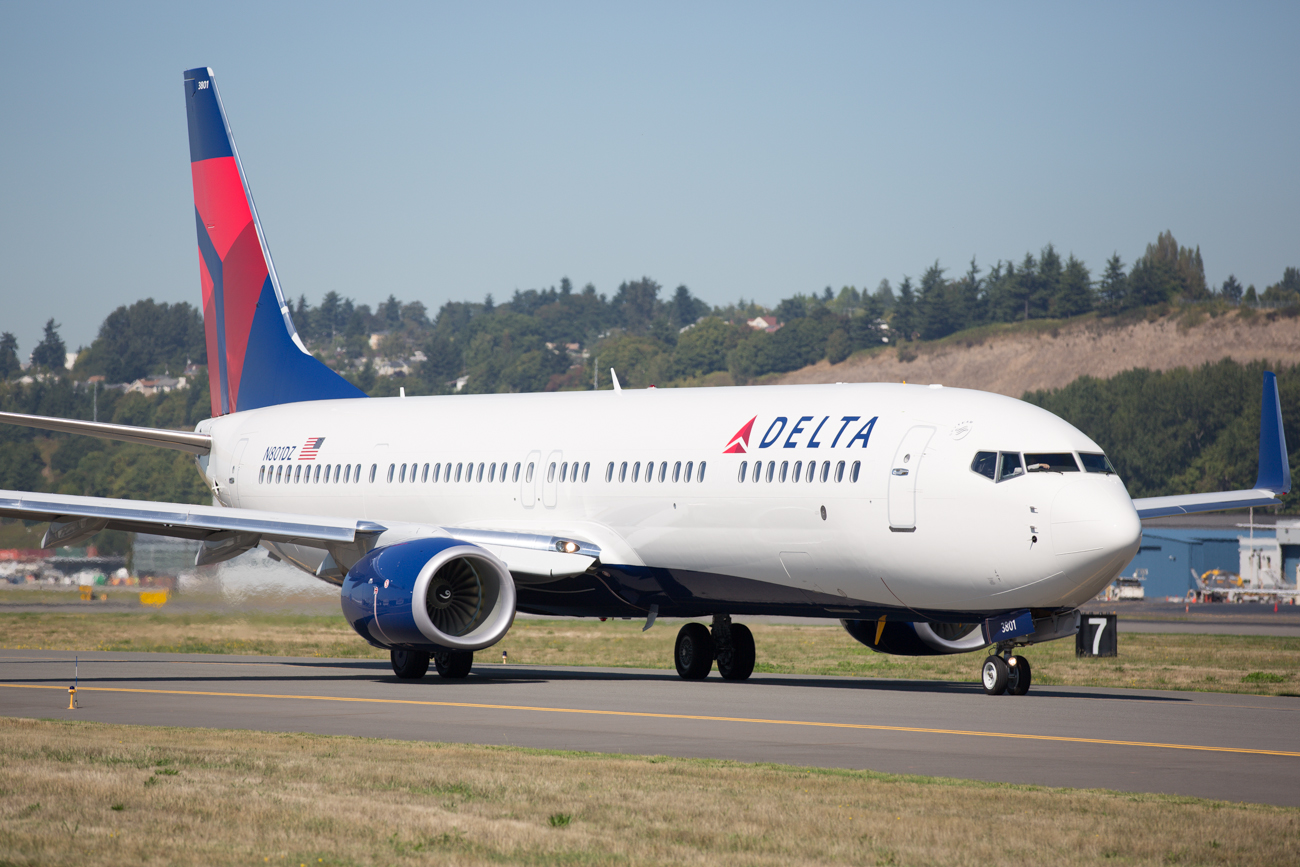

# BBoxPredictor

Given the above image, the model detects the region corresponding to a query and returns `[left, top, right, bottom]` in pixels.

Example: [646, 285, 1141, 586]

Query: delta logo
[723, 415, 877, 453]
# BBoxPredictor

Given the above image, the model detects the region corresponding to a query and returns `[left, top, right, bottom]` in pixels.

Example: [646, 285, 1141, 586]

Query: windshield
[1024, 453, 1080, 473]
[1078, 452, 1117, 474]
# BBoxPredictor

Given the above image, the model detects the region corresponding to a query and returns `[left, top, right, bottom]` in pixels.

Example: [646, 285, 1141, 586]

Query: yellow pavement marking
[2, 682, 1298, 758]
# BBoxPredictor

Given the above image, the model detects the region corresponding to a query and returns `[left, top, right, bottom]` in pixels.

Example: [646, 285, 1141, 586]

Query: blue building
[1122, 528, 1250, 600]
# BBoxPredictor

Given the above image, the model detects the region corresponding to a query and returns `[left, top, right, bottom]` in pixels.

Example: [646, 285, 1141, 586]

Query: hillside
[777, 309, 1300, 397]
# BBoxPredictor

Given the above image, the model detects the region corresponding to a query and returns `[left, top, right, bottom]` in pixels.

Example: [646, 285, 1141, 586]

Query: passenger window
[549, 462, 558, 483]
[738, 461, 748, 482]
[645, 459, 654, 482]
[793, 461, 802, 483]
[369, 464, 377, 483]
[1024, 453, 1080, 473]
[765, 461, 774, 483]
[631, 461, 640, 483]
[259, 466, 266, 484]
[820, 461, 830, 482]
[851, 460, 861, 482]
[971, 451, 997, 480]
[997, 453, 1023, 481]
[559, 463, 566, 483]
[274, 465, 282, 483]
[658, 461, 666, 482]
[698, 461, 706, 482]
[605, 462, 614, 482]
[674, 461, 683, 482]
[619, 461, 628, 482]
[751, 461, 761, 483]
[292, 465, 300, 483]
[313, 464, 321, 483]
[513, 462, 521, 483]
[489, 463, 497, 483]
[398, 464, 406, 483]
[387, 464, 395, 483]
[421, 463, 429, 483]
[355, 464, 362, 483]
[343, 464, 351, 483]
[453, 462, 461, 482]
[582, 462, 590, 482]
[779, 461, 788, 482]
[685, 461, 694, 482]
[835, 460, 845, 482]
[1079, 453, 1116, 474]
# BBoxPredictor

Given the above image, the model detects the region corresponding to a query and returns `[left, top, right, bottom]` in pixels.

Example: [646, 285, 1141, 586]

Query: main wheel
[717, 623, 756, 681]
[391, 649, 430, 680]
[434, 649, 474, 679]
[675, 623, 714, 680]
[1007, 655, 1032, 695]
[981, 655, 1009, 695]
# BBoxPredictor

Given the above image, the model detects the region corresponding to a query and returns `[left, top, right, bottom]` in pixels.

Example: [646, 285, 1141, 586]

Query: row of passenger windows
[606, 460, 706, 483]
[258, 462, 363, 485]
[738, 459, 861, 484]
[970, 451, 1116, 482]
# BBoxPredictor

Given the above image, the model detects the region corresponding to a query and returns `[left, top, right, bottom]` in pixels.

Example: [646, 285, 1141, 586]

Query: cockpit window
[971, 451, 997, 480]
[998, 452, 1024, 481]
[1024, 452, 1080, 473]
[1079, 452, 1117, 474]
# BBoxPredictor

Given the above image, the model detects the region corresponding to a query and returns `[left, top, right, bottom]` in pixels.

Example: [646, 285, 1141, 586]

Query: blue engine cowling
[340, 538, 516, 652]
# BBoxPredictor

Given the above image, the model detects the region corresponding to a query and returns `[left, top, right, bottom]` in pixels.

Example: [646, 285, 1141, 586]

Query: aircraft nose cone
[1050, 478, 1142, 561]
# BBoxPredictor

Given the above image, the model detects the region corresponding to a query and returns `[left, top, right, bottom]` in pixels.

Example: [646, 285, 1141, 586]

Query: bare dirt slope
[778, 310, 1300, 397]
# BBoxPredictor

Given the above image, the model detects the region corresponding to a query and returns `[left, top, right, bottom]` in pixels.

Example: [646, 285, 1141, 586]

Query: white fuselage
[196, 382, 1141, 616]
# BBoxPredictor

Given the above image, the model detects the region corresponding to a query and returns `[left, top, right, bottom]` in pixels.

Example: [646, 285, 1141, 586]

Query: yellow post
[67, 686, 76, 709]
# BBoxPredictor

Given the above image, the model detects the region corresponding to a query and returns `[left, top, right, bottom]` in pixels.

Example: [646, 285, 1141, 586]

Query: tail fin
[183, 67, 364, 416]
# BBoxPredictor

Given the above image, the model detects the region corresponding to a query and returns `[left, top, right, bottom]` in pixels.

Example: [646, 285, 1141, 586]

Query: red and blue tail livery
[183, 67, 364, 417]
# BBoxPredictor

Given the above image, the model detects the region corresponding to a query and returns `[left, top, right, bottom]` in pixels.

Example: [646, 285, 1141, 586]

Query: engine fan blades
[425, 558, 485, 636]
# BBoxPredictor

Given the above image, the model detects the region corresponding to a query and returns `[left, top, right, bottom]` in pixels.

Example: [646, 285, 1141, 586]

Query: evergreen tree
[0, 332, 20, 380]
[1219, 275, 1244, 305]
[30, 319, 67, 371]
[892, 276, 917, 340]
[872, 278, 895, 312]
[1244, 285, 1258, 307]
[916, 261, 956, 340]
[1097, 254, 1128, 314]
[1052, 255, 1094, 318]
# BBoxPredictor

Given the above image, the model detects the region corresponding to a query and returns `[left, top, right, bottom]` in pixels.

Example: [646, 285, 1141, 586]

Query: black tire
[981, 655, 1009, 696]
[675, 623, 714, 680]
[434, 650, 474, 679]
[391, 649, 430, 680]
[718, 623, 756, 681]
[1007, 655, 1032, 695]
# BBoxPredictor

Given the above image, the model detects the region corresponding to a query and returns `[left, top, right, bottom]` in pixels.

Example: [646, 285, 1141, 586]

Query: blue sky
[1, 2, 1296, 357]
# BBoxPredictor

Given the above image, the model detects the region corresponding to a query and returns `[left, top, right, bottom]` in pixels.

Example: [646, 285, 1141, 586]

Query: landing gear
[982, 647, 1032, 696]
[674, 615, 756, 681]
[391, 649, 430, 679]
[714, 616, 755, 681]
[675, 623, 713, 679]
[434, 649, 474, 679]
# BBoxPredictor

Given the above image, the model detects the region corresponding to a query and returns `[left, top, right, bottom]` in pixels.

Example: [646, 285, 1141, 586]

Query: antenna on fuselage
[611, 368, 622, 393]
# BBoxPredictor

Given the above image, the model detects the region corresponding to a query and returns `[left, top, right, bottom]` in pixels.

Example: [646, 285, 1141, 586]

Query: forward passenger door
[888, 426, 935, 531]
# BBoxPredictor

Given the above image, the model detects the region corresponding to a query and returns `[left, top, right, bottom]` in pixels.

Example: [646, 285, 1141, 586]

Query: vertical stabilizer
[183, 67, 364, 416]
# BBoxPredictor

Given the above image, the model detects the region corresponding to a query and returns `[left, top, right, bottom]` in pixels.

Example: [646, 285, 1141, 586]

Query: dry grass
[3, 611, 1300, 697]
[1, 717, 1297, 867]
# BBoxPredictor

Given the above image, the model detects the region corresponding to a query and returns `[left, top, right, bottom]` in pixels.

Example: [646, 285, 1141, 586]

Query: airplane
[0, 67, 1290, 696]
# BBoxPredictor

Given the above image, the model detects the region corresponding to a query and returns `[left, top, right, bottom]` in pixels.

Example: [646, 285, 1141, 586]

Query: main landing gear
[390, 649, 474, 680]
[675, 615, 756, 681]
[981, 645, 1031, 696]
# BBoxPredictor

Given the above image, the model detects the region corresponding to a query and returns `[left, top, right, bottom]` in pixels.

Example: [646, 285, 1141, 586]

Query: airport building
[1121, 518, 1300, 600]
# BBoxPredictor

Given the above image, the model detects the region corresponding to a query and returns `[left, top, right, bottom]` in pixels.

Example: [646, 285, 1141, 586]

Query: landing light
[556, 540, 581, 554]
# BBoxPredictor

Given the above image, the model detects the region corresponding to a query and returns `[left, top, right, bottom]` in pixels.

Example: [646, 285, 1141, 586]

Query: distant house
[747, 316, 781, 333]
[126, 375, 187, 396]
[374, 358, 411, 377]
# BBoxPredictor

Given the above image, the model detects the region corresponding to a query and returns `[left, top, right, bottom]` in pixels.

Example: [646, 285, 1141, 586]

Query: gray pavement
[3, 650, 1299, 807]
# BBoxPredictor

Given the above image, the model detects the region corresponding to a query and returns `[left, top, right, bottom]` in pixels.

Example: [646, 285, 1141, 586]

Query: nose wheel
[673, 615, 756, 681]
[981, 652, 1031, 695]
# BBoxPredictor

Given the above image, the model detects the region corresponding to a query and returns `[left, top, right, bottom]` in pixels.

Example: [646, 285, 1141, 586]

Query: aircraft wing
[1131, 371, 1291, 520]
[0, 489, 599, 574]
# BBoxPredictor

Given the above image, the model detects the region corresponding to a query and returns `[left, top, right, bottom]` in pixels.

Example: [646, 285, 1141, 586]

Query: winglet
[1254, 371, 1290, 494]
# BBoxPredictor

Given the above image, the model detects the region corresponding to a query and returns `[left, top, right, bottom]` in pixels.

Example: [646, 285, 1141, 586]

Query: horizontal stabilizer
[0, 411, 211, 455]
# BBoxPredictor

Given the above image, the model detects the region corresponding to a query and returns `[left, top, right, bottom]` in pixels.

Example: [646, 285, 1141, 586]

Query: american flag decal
[299, 437, 325, 460]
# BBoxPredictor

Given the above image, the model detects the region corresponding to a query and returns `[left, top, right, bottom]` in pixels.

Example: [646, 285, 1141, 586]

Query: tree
[1097, 254, 1128, 314]
[1052, 255, 1094, 318]
[77, 300, 205, 382]
[825, 328, 851, 364]
[0, 333, 19, 380]
[1219, 275, 1243, 305]
[892, 277, 917, 340]
[1244, 285, 1258, 307]
[30, 319, 67, 371]
[673, 317, 734, 378]
[612, 278, 660, 334]
[916, 261, 957, 340]
[872, 278, 895, 312]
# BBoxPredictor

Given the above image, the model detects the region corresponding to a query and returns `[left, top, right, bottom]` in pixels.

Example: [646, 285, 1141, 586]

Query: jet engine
[340, 538, 516, 652]
[842, 619, 989, 656]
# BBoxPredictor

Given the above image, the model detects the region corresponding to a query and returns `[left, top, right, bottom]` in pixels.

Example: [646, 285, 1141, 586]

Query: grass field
[1, 717, 1298, 867]
[2, 609, 1299, 696]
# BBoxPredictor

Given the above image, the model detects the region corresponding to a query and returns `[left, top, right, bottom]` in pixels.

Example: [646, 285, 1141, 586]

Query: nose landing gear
[674, 615, 756, 681]
[981, 645, 1032, 695]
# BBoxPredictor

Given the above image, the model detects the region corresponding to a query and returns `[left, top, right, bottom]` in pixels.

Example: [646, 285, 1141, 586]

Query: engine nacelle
[842, 619, 989, 656]
[340, 538, 516, 652]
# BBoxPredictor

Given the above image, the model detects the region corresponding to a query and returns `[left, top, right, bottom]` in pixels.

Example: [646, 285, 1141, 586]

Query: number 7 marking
[1088, 617, 1108, 655]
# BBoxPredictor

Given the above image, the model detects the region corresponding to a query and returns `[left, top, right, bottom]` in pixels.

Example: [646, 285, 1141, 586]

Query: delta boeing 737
[0, 68, 1290, 695]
